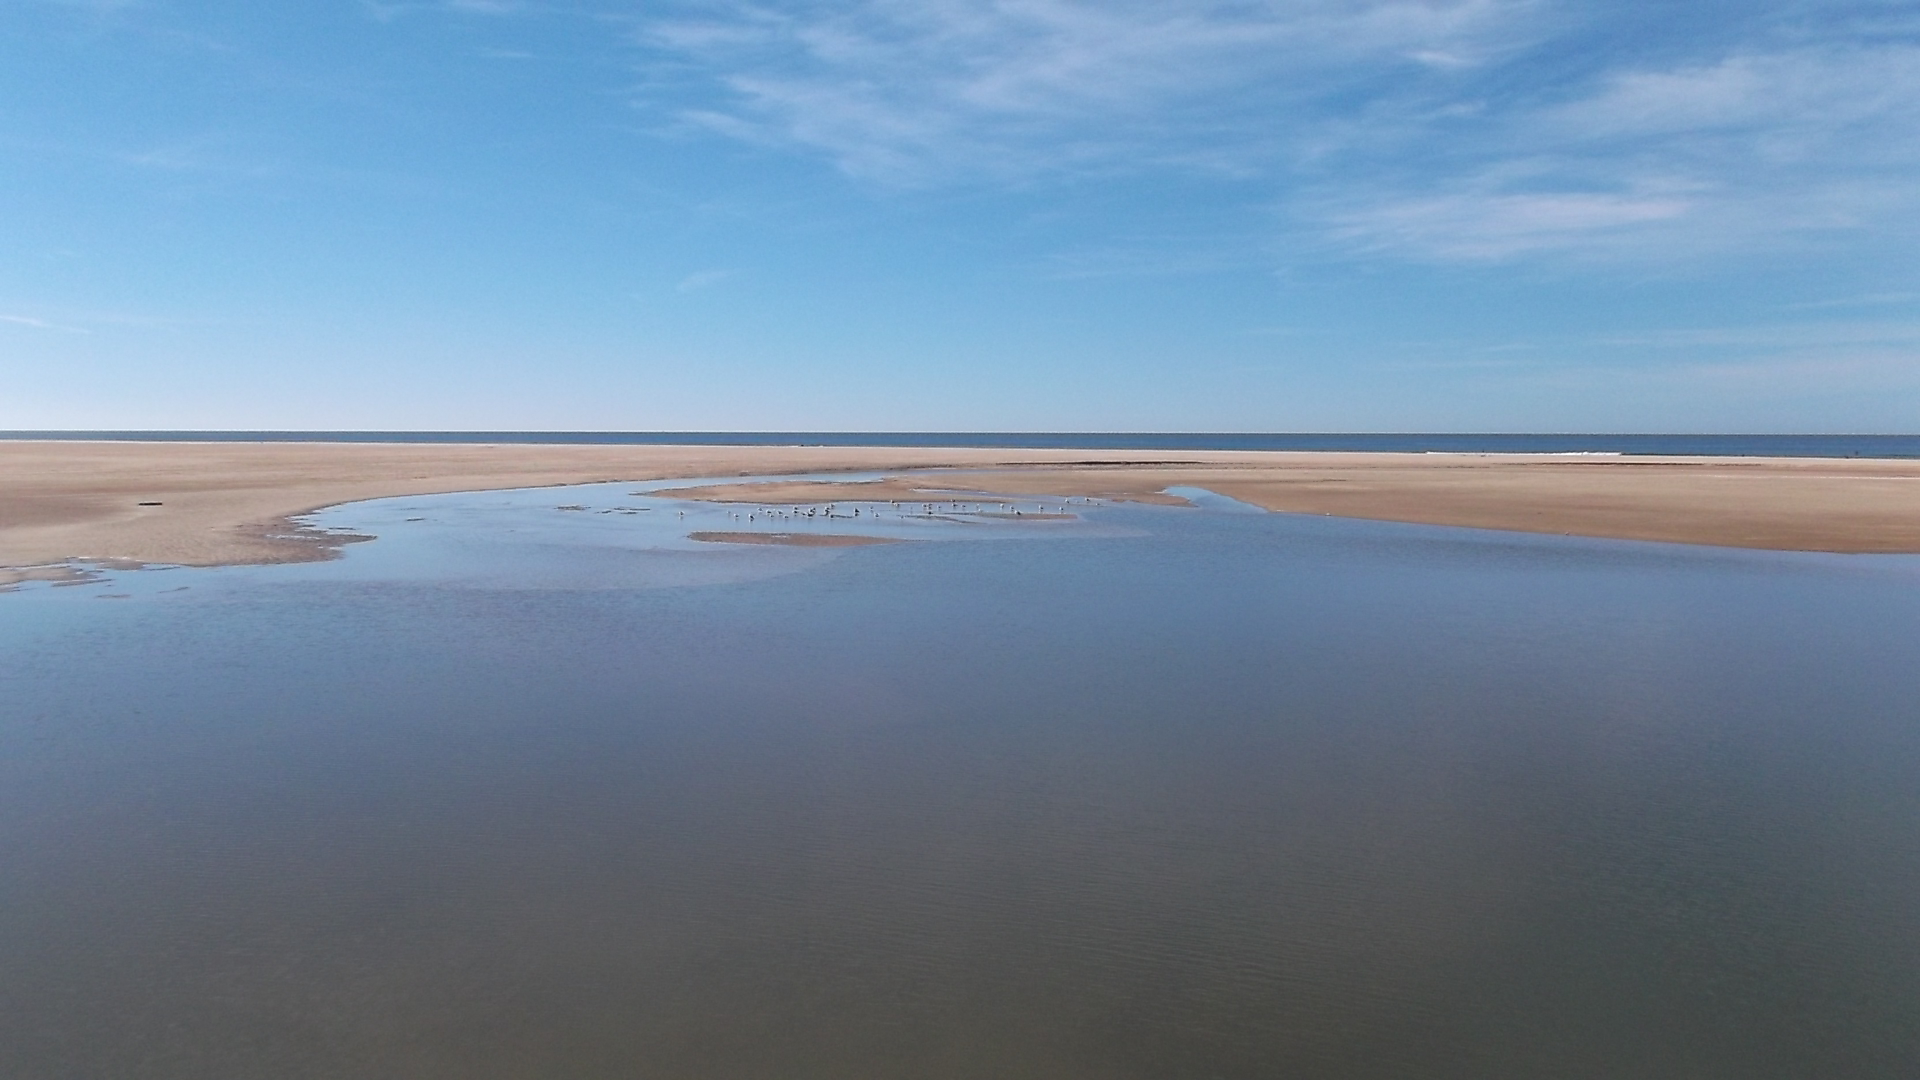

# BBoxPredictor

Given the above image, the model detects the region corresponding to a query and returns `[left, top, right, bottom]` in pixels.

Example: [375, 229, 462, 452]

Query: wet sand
[0, 442, 1158, 580]
[4, 441, 1920, 583]
[660, 456, 1920, 553]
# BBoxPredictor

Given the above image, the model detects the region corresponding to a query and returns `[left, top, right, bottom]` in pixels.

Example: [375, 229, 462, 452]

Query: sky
[2, 0, 1917, 432]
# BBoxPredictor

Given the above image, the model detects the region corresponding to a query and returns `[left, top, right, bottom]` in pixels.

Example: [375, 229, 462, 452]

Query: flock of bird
[676, 497, 1094, 526]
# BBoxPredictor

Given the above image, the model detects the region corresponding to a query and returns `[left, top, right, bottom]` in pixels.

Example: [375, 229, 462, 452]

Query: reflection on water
[3, 489, 1919, 1078]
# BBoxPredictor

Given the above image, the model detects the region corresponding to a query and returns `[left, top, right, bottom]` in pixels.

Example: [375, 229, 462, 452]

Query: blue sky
[3, 0, 1917, 431]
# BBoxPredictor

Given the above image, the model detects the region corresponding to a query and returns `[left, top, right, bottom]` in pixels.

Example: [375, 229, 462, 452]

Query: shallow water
[4, 487, 1919, 1078]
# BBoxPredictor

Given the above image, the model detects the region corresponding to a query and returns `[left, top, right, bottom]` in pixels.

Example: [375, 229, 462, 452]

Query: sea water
[3, 485, 1918, 1078]
[6, 430, 1920, 457]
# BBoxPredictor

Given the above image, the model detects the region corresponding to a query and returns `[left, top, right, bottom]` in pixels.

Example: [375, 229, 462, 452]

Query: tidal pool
[3, 483, 1918, 1078]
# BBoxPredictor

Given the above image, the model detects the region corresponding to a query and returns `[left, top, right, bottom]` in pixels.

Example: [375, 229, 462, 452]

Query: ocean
[3, 430, 1918, 457]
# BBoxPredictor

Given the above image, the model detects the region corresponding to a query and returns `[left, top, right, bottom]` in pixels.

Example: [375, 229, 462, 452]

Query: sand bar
[658, 457, 1920, 553]
[3, 442, 1919, 583]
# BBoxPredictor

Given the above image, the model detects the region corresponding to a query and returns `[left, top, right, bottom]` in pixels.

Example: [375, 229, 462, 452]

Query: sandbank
[654, 458, 1920, 553]
[3, 442, 1919, 581]
[0, 441, 1149, 578]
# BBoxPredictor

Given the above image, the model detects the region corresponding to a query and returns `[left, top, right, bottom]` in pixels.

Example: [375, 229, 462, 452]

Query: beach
[4, 441, 1920, 584]
[9, 441, 1920, 1077]
[10, 467, 1920, 1078]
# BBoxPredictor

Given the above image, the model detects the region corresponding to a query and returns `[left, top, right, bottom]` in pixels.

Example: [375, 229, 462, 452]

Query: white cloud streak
[675, 268, 735, 291]
[1, 314, 91, 333]
[1330, 40, 1920, 260]
[636, 0, 1539, 182]
[632, 1, 1920, 264]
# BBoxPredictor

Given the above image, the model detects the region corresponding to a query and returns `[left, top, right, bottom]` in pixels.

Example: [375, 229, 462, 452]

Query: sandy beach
[4, 441, 1919, 584]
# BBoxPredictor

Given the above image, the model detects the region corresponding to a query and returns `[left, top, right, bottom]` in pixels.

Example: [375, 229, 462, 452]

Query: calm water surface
[3, 486, 1919, 1078]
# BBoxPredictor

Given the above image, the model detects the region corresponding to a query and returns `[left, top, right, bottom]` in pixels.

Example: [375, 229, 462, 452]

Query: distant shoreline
[2, 431, 1917, 459]
[4, 441, 1920, 584]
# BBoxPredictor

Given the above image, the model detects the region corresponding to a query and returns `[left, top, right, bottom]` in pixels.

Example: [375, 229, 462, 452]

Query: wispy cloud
[1328, 38, 1920, 261]
[1, 314, 91, 333]
[675, 268, 735, 291]
[26, 0, 146, 13]
[631, 1, 1920, 265]
[1325, 189, 1692, 260]
[633, 0, 1540, 183]
[361, 0, 525, 22]
[1787, 292, 1920, 311]
[1587, 320, 1920, 351]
